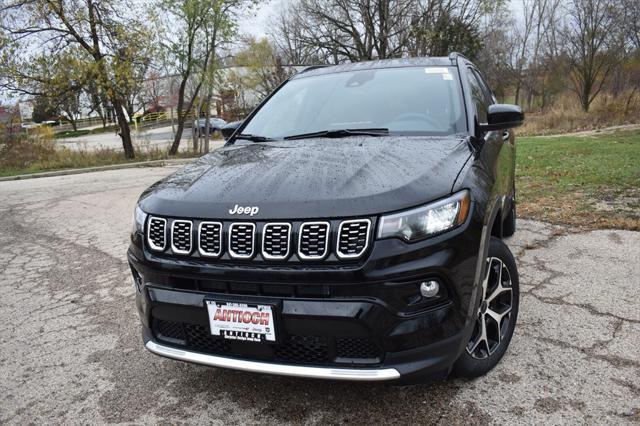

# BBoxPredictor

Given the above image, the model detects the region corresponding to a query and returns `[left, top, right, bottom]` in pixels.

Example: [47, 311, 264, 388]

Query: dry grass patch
[520, 91, 640, 136]
[0, 127, 198, 177]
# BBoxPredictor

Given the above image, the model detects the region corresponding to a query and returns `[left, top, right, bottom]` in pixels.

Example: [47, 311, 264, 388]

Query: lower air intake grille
[199, 222, 222, 257]
[155, 319, 186, 341]
[229, 223, 255, 258]
[336, 337, 380, 360]
[336, 219, 370, 258]
[262, 223, 291, 259]
[298, 222, 330, 259]
[147, 217, 167, 251]
[171, 220, 192, 254]
[152, 319, 382, 365]
[274, 335, 329, 363]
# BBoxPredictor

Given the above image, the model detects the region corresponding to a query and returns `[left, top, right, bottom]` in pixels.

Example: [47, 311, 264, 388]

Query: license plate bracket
[205, 300, 277, 343]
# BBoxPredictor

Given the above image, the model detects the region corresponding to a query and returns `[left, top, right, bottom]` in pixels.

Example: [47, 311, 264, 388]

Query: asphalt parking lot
[0, 166, 638, 424]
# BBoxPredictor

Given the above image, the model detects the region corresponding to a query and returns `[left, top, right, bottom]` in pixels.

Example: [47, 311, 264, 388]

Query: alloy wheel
[466, 257, 514, 359]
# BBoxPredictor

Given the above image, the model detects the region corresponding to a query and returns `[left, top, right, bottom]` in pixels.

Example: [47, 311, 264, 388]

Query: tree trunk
[169, 78, 188, 155]
[204, 97, 211, 154]
[113, 100, 135, 159]
[171, 118, 187, 155]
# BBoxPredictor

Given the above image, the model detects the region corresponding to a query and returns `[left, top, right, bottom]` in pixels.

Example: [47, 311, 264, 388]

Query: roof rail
[449, 52, 470, 65]
[299, 65, 330, 74]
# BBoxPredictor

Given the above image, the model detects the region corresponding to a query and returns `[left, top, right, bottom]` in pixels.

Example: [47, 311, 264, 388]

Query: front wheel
[453, 237, 519, 378]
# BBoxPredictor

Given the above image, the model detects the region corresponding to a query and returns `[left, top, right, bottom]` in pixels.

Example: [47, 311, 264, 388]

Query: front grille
[262, 223, 291, 259]
[171, 220, 193, 254]
[336, 219, 371, 258]
[229, 223, 255, 258]
[147, 217, 167, 251]
[146, 217, 374, 261]
[298, 222, 330, 259]
[199, 222, 222, 257]
[152, 319, 382, 366]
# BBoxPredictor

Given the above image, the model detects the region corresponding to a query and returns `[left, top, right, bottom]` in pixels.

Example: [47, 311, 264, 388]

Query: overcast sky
[237, 0, 283, 39]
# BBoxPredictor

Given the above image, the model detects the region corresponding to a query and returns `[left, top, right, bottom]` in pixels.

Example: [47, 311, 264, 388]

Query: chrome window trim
[261, 222, 291, 260]
[171, 219, 193, 255]
[336, 218, 372, 259]
[198, 221, 223, 258]
[146, 341, 400, 381]
[147, 216, 167, 252]
[298, 221, 331, 260]
[228, 222, 256, 259]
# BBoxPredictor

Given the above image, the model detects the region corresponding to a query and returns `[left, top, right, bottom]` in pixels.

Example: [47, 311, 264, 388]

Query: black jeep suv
[128, 53, 524, 383]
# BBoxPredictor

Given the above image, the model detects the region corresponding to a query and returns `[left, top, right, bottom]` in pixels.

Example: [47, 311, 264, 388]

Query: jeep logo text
[228, 204, 260, 216]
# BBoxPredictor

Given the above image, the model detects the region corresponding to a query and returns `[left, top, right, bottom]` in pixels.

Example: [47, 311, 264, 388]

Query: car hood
[139, 136, 472, 219]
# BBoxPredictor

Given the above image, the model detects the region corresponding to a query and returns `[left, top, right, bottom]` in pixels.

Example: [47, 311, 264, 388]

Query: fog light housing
[420, 280, 440, 298]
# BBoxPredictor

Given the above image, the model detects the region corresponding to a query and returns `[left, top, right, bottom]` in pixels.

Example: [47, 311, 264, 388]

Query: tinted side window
[471, 69, 495, 105]
[467, 68, 488, 123]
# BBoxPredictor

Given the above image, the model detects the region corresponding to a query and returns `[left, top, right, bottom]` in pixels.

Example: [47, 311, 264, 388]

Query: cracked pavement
[0, 167, 638, 424]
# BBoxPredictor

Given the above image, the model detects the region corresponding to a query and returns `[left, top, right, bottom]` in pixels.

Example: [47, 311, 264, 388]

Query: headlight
[377, 190, 470, 242]
[132, 205, 147, 235]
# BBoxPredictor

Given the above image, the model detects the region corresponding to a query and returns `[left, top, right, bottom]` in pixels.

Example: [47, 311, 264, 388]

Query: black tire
[503, 199, 516, 237]
[453, 237, 519, 378]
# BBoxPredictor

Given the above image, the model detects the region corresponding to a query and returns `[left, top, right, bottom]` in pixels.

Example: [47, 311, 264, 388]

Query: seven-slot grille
[336, 219, 371, 259]
[298, 222, 330, 260]
[147, 217, 167, 251]
[262, 223, 291, 259]
[146, 217, 372, 261]
[171, 220, 193, 254]
[198, 222, 222, 257]
[228, 223, 256, 258]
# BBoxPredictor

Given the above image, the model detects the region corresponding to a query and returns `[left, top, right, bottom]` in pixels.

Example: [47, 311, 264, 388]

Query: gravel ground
[0, 166, 638, 424]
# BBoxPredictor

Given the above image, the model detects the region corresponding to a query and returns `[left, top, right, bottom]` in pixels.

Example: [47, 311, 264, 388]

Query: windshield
[241, 66, 467, 139]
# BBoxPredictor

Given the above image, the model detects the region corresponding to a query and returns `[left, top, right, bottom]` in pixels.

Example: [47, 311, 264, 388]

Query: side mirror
[480, 104, 524, 132]
[221, 120, 242, 140]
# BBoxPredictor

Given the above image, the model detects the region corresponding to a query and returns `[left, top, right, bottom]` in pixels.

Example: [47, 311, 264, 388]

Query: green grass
[516, 129, 640, 229]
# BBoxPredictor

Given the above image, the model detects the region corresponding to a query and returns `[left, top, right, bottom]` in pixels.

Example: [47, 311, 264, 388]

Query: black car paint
[129, 56, 520, 383]
[137, 137, 472, 219]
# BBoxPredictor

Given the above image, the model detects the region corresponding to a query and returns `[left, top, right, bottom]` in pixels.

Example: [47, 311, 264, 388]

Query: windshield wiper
[284, 128, 389, 140]
[234, 133, 275, 142]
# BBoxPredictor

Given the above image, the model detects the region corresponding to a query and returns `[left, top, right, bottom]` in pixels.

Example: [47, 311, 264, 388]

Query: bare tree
[563, 0, 618, 111]
[269, 0, 494, 64]
[283, 0, 415, 62]
[618, 0, 640, 50]
[270, 3, 323, 65]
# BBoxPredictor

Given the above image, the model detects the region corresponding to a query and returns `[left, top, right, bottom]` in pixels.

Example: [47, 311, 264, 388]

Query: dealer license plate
[205, 301, 276, 342]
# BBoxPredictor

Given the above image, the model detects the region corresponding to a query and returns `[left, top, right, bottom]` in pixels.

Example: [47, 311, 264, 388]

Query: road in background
[0, 167, 638, 424]
[57, 125, 225, 152]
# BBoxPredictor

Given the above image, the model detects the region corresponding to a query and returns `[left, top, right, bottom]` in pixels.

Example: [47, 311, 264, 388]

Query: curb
[0, 158, 195, 182]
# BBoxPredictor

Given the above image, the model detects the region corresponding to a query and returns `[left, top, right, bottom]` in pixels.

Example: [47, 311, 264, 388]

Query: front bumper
[129, 218, 482, 383]
[145, 340, 401, 381]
